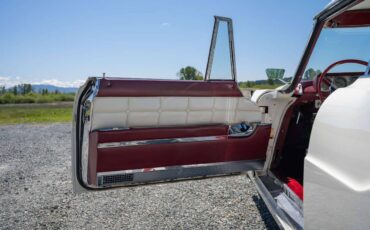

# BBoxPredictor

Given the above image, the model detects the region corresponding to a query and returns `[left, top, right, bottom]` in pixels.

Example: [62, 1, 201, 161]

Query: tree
[12, 86, 18, 95]
[0, 86, 5, 95]
[26, 84, 32, 94]
[178, 66, 203, 80]
[17, 84, 32, 95]
[304, 68, 321, 80]
[267, 78, 274, 85]
[41, 88, 49, 95]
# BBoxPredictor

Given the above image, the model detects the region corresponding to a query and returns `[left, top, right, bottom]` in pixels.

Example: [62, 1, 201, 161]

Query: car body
[72, 0, 370, 229]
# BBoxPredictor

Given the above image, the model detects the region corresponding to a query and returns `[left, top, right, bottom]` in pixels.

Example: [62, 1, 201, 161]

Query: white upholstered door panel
[90, 97, 261, 130]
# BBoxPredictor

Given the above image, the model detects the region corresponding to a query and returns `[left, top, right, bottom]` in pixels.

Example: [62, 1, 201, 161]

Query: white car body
[304, 77, 370, 229]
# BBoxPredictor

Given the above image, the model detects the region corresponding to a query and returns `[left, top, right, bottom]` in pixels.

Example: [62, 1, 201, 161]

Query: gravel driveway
[0, 123, 278, 230]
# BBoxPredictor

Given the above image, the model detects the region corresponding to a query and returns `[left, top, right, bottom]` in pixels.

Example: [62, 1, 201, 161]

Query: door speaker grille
[98, 173, 134, 186]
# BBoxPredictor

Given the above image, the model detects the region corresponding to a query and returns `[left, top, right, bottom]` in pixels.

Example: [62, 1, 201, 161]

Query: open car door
[72, 17, 271, 192]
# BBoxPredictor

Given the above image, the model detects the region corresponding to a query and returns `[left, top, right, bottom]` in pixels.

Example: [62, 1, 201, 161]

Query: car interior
[245, 2, 370, 227]
[271, 66, 369, 200]
[258, 4, 370, 226]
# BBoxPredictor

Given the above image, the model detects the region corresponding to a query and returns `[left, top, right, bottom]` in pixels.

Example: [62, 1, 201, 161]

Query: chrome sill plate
[250, 173, 302, 230]
[97, 160, 264, 187]
[97, 135, 226, 149]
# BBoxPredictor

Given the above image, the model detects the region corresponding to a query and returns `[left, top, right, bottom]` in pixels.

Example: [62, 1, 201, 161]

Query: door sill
[96, 160, 264, 188]
[248, 171, 303, 230]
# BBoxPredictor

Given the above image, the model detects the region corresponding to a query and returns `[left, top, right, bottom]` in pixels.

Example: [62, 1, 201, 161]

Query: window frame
[205, 16, 237, 82]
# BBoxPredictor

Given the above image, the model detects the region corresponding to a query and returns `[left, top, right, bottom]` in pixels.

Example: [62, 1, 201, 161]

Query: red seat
[286, 177, 303, 200]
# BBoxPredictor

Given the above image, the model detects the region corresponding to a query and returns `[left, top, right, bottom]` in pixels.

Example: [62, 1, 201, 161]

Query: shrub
[0, 92, 75, 104]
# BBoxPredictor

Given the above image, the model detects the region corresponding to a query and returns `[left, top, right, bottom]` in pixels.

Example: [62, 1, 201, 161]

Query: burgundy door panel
[97, 78, 243, 97]
[225, 125, 271, 161]
[95, 125, 229, 143]
[87, 125, 270, 185]
[97, 138, 228, 172]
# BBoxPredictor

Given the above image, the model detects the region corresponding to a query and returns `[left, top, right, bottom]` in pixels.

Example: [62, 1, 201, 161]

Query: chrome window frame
[205, 16, 237, 82]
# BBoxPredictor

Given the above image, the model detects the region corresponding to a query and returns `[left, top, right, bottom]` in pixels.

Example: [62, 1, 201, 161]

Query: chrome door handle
[228, 122, 256, 138]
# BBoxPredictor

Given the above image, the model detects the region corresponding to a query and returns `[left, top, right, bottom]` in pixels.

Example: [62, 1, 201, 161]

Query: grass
[0, 93, 75, 104]
[0, 104, 73, 125]
[239, 84, 283, 89]
[248, 84, 282, 89]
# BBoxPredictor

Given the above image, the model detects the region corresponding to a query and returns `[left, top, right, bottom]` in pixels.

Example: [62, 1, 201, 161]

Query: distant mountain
[31, 84, 78, 93]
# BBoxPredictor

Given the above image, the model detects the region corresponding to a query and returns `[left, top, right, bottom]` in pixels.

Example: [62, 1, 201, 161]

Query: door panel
[87, 124, 270, 186]
[87, 124, 228, 185]
[72, 16, 271, 192]
[90, 94, 263, 130]
[73, 78, 271, 190]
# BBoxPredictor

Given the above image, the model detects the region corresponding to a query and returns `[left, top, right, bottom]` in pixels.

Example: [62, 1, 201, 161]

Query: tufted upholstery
[90, 97, 262, 130]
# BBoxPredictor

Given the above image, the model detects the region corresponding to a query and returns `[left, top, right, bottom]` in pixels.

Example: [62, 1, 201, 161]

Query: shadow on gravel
[252, 195, 280, 230]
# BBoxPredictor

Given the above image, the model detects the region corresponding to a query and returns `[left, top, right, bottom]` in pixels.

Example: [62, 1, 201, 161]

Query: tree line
[177, 66, 288, 88]
[0, 84, 75, 104]
[0, 84, 64, 96]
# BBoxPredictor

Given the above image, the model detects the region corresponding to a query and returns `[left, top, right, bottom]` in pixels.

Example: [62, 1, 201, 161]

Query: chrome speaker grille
[98, 173, 134, 186]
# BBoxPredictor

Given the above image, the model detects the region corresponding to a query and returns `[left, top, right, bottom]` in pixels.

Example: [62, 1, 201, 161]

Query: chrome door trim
[96, 159, 264, 188]
[97, 135, 226, 149]
[72, 77, 99, 192]
[97, 127, 130, 132]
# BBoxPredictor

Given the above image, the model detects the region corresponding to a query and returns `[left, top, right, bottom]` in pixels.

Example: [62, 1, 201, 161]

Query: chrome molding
[97, 135, 226, 149]
[92, 78, 100, 97]
[72, 77, 100, 192]
[97, 127, 130, 132]
[97, 160, 264, 187]
[97, 122, 270, 149]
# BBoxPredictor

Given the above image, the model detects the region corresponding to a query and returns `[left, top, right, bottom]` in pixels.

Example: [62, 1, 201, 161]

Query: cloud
[33, 79, 85, 88]
[0, 76, 85, 88]
[0, 76, 23, 88]
[160, 22, 171, 28]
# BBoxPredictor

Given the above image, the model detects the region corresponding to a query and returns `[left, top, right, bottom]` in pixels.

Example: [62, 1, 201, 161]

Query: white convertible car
[72, 0, 370, 229]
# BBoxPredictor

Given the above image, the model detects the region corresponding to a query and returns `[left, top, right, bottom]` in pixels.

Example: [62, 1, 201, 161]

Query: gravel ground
[0, 123, 278, 230]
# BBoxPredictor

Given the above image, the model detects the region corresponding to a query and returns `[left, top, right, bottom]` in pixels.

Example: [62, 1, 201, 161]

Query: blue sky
[0, 0, 330, 87]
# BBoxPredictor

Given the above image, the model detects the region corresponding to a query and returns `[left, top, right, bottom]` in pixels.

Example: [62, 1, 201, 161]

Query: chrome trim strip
[92, 78, 100, 97]
[96, 159, 264, 187]
[97, 127, 130, 132]
[97, 135, 226, 149]
[72, 77, 99, 192]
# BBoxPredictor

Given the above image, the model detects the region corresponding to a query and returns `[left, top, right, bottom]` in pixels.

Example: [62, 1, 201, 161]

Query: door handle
[228, 122, 256, 138]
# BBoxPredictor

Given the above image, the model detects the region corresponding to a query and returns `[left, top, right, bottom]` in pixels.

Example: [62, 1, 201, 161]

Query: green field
[0, 92, 75, 104]
[0, 103, 73, 125]
[239, 84, 282, 89]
